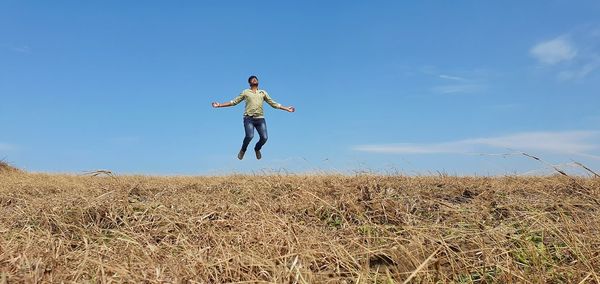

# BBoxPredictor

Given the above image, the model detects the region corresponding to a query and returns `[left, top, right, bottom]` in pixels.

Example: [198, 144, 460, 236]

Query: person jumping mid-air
[212, 75, 295, 160]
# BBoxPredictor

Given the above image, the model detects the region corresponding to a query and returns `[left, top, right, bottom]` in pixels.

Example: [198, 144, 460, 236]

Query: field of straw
[1, 161, 599, 283]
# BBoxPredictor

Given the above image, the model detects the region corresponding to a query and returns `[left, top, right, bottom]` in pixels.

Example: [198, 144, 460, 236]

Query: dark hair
[248, 75, 258, 84]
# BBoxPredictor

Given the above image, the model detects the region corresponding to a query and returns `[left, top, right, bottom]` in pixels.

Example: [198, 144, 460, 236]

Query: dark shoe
[255, 149, 262, 160]
[237, 150, 245, 160]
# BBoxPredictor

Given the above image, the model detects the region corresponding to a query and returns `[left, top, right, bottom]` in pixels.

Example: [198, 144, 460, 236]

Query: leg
[241, 117, 255, 152]
[254, 118, 268, 151]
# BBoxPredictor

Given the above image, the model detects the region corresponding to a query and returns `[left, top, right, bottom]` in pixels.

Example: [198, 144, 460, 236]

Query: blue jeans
[241, 116, 268, 151]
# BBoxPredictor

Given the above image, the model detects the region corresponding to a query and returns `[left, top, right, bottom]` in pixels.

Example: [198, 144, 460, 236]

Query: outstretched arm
[264, 92, 295, 113]
[212, 93, 245, 108]
[275, 105, 295, 112]
[212, 101, 234, 108]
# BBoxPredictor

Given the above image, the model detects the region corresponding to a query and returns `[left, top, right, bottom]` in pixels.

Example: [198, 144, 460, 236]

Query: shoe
[237, 150, 245, 160]
[255, 149, 262, 160]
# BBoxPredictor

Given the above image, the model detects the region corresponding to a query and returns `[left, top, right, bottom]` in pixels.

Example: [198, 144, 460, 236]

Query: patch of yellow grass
[1, 171, 599, 282]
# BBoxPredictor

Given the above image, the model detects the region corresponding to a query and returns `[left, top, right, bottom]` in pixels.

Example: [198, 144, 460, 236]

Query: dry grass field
[1, 161, 599, 283]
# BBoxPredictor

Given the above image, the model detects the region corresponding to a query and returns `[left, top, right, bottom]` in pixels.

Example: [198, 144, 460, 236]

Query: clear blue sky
[2, 1, 600, 175]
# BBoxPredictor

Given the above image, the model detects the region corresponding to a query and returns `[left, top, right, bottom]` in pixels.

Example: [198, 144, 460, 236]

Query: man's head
[248, 75, 259, 87]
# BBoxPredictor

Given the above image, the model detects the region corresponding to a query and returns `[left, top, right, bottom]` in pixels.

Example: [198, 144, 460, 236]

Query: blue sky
[1, 1, 600, 175]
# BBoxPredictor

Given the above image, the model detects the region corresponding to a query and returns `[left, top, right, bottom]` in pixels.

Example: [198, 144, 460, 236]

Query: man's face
[250, 77, 259, 86]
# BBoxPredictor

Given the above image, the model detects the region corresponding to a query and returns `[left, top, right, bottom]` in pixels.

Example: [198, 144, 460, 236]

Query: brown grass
[1, 171, 599, 283]
[0, 161, 20, 174]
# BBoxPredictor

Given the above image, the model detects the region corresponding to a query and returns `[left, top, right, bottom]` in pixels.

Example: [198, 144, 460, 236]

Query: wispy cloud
[557, 55, 600, 81]
[354, 131, 600, 157]
[355, 142, 472, 154]
[11, 46, 31, 53]
[1, 44, 32, 54]
[469, 131, 598, 153]
[530, 30, 600, 80]
[438, 74, 467, 81]
[421, 68, 488, 95]
[530, 37, 577, 65]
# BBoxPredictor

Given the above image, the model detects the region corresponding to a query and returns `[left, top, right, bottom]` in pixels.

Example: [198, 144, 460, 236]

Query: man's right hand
[212, 102, 220, 108]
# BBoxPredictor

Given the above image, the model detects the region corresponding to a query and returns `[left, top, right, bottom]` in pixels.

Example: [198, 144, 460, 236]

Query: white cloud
[11, 46, 31, 53]
[530, 31, 600, 80]
[557, 55, 600, 80]
[354, 142, 473, 154]
[421, 68, 488, 94]
[530, 37, 577, 65]
[468, 131, 598, 153]
[438, 74, 466, 81]
[354, 131, 600, 156]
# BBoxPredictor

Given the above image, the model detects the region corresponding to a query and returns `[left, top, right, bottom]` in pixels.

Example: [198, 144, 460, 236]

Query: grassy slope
[1, 170, 599, 283]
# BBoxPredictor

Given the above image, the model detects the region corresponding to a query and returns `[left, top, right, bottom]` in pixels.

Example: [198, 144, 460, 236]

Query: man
[212, 75, 295, 160]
